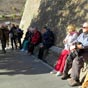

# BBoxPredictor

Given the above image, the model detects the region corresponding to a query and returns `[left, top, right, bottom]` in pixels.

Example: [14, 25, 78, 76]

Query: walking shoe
[20, 49, 24, 52]
[68, 78, 80, 87]
[61, 74, 70, 80]
[56, 71, 62, 76]
[50, 70, 57, 74]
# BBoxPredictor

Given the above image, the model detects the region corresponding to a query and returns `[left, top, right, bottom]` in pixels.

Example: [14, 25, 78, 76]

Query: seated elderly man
[61, 22, 88, 87]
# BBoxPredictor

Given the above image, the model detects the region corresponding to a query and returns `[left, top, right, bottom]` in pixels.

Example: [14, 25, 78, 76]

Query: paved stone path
[0, 49, 79, 88]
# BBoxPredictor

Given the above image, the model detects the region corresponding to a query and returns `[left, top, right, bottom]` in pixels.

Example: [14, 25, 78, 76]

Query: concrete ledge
[42, 46, 62, 67]
[49, 46, 63, 55]
[34, 45, 63, 67]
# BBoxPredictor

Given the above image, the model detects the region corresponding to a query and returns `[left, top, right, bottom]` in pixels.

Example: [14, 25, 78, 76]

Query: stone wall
[20, 0, 88, 47]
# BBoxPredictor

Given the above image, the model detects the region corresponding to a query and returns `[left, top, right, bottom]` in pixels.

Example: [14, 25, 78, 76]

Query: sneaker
[56, 71, 62, 76]
[20, 49, 24, 52]
[68, 78, 80, 87]
[50, 70, 57, 74]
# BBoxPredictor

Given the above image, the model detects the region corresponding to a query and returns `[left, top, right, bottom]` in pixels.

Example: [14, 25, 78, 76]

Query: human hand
[70, 45, 75, 51]
[63, 39, 67, 44]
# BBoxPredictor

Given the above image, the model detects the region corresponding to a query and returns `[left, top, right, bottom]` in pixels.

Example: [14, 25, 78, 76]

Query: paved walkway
[0, 49, 79, 88]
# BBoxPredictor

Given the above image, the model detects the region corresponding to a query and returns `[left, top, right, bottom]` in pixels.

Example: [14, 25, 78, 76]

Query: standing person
[50, 24, 78, 76]
[38, 27, 54, 60]
[61, 22, 88, 87]
[9, 24, 18, 50]
[16, 25, 23, 49]
[5, 25, 10, 47]
[0, 24, 9, 53]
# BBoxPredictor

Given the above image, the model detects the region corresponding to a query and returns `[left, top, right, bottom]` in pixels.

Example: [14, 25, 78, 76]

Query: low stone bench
[43, 46, 63, 67]
[34, 45, 62, 67]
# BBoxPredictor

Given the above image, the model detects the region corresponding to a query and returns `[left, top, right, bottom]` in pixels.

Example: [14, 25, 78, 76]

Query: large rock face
[20, 0, 88, 47]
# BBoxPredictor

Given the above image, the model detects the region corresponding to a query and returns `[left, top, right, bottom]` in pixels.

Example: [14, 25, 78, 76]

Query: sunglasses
[82, 27, 88, 29]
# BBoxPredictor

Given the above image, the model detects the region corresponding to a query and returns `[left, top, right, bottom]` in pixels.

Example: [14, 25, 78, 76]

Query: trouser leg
[13, 38, 17, 49]
[71, 57, 84, 81]
[38, 47, 45, 59]
[18, 38, 22, 49]
[63, 51, 77, 75]
[59, 50, 69, 73]
[1, 40, 6, 53]
[28, 43, 35, 54]
[11, 38, 14, 49]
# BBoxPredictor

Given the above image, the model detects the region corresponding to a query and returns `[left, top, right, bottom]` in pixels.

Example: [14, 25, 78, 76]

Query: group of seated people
[21, 26, 55, 60]
[21, 22, 88, 87]
[0, 21, 88, 87]
[50, 22, 88, 87]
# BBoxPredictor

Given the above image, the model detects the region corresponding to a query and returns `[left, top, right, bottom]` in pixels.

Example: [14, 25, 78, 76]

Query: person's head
[32, 27, 38, 33]
[41, 26, 47, 34]
[16, 25, 19, 28]
[1, 24, 6, 29]
[82, 22, 88, 33]
[11, 24, 15, 27]
[27, 27, 34, 33]
[67, 24, 76, 33]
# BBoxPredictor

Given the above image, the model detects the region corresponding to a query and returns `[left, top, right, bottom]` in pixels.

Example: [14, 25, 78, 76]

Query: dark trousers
[28, 43, 36, 54]
[38, 46, 48, 59]
[18, 38, 22, 49]
[11, 37, 17, 49]
[1, 39, 6, 53]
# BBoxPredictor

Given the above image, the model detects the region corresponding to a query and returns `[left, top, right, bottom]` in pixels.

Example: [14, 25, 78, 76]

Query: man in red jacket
[28, 27, 41, 55]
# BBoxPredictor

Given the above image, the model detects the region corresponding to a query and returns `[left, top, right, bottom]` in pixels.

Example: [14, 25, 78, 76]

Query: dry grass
[0, 0, 26, 15]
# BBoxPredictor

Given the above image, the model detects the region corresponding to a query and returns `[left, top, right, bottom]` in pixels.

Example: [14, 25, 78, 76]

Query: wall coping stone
[49, 46, 63, 55]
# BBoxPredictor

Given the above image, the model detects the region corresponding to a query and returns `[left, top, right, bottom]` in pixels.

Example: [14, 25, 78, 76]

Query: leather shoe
[61, 74, 70, 80]
[68, 78, 80, 87]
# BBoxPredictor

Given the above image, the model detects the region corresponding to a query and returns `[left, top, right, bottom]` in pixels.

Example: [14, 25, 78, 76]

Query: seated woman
[50, 24, 78, 76]
[21, 27, 33, 52]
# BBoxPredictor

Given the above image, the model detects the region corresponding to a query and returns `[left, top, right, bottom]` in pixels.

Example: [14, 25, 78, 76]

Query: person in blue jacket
[38, 26, 55, 59]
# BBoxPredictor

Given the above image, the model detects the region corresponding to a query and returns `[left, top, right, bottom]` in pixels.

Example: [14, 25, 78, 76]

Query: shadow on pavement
[0, 49, 52, 76]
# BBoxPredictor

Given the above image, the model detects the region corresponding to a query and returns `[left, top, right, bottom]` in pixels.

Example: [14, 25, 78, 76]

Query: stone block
[43, 46, 63, 67]
[33, 45, 62, 67]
